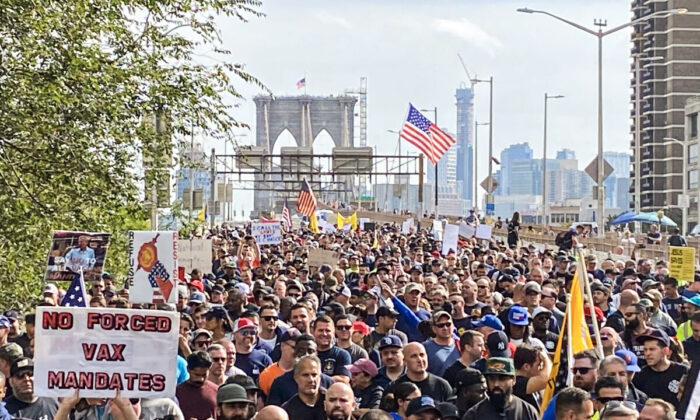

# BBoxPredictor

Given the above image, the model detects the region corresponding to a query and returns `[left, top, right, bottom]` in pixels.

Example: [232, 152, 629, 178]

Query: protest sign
[359, 218, 371, 230]
[45, 231, 111, 283]
[475, 224, 493, 240]
[251, 221, 282, 245]
[308, 248, 337, 267]
[432, 220, 443, 240]
[364, 222, 376, 232]
[442, 224, 459, 255]
[34, 306, 178, 399]
[669, 246, 695, 284]
[128, 231, 177, 304]
[177, 238, 213, 274]
[459, 222, 476, 238]
[402, 218, 414, 235]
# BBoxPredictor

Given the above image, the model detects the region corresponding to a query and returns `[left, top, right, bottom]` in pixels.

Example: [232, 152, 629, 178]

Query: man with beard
[384, 342, 452, 402]
[216, 383, 256, 420]
[454, 368, 486, 417]
[462, 357, 538, 420]
[3, 358, 58, 420]
[282, 355, 326, 420]
[176, 351, 218, 420]
[622, 303, 654, 367]
[373, 335, 406, 390]
[572, 349, 600, 394]
[324, 382, 357, 420]
[442, 331, 484, 385]
[289, 303, 312, 334]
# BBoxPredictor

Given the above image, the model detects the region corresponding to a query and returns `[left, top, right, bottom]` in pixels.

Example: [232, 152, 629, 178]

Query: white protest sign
[442, 224, 459, 255]
[177, 238, 212, 274]
[402, 218, 414, 235]
[475, 224, 493, 240]
[128, 231, 177, 304]
[459, 222, 476, 238]
[251, 222, 282, 245]
[34, 306, 178, 399]
[359, 218, 371, 231]
[432, 220, 443, 240]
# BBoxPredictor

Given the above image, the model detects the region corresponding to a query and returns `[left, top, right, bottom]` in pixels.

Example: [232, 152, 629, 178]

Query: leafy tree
[0, 0, 266, 309]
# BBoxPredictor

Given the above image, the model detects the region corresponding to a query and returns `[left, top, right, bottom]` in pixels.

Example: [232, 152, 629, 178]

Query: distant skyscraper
[455, 88, 474, 205]
[556, 149, 576, 160]
[603, 151, 631, 210]
[496, 143, 533, 196]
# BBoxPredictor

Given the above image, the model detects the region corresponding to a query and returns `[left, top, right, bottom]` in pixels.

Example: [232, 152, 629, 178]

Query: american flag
[296, 77, 306, 89]
[296, 179, 317, 217]
[148, 261, 169, 287]
[400, 104, 455, 165]
[61, 270, 87, 307]
[282, 197, 293, 232]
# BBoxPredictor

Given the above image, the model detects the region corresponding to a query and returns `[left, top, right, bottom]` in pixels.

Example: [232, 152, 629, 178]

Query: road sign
[678, 194, 690, 209]
[480, 176, 499, 193]
[585, 157, 614, 183]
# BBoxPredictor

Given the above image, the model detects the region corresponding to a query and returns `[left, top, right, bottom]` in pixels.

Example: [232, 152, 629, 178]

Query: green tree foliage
[0, 0, 266, 309]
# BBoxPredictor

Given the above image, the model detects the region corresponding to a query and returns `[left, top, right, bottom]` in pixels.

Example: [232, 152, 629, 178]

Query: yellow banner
[309, 211, 320, 233]
[669, 246, 695, 285]
[337, 212, 358, 230]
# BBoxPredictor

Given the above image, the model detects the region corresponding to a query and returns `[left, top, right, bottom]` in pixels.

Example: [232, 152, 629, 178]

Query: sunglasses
[336, 325, 352, 331]
[238, 329, 256, 337]
[288, 293, 302, 298]
[573, 367, 592, 375]
[262, 316, 278, 322]
[435, 322, 452, 329]
[211, 357, 226, 363]
[597, 396, 624, 404]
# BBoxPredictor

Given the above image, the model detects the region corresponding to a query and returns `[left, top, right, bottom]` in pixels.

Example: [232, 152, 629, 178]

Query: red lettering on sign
[82, 343, 97, 361]
[42, 312, 73, 330]
[124, 372, 138, 390]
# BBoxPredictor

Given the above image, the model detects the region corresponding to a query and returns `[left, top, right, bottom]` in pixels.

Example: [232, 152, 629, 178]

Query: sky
[211, 0, 634, 214]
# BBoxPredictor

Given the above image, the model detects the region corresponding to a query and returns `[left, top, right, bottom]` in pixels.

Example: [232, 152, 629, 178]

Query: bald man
[256, 405, 289, 420]
[325, 382, 357, 420]
[382, 342, 452, 402]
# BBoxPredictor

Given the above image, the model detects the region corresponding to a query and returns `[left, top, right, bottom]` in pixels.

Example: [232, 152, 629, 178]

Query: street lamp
[471, 77, 495, 214]
[474, 121, 490, 213]
[419, 107, 439, 216]
[542, 94, 564, 230]
[518, 6, 687, 236]
[387, 129, 403, 211]
[664, 137, 687, 236]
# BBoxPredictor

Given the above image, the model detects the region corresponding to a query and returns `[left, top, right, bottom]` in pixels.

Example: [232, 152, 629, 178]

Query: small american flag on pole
[61, 269, 88, 307]
[296, 77, 306, 89]
[296, 179, 317, 217]
[400, 103, 455, 164]
[282, 197, 293, 232]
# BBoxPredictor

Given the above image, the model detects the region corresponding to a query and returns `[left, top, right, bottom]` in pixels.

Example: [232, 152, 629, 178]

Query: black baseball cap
[10, 357, 33, 377]
[406, 396, 441, 417]
[377, 306, 399, 318]
[454, 367, 485, 390]
[486, 331, 511, 358]
[377, 335, 403, 350]
[636, 328, 671, 347]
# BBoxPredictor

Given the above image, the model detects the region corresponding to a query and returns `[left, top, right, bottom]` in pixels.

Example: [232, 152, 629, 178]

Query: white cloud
[313, 11, 352, 29]
[433, 17, 503, 55]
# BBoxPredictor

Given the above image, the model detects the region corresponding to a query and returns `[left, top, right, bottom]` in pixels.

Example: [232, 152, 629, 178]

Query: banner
[337, 212, 358, 230]
[441, 224, 459, 255]
[669, 246, 695, 285]
[45, 231, 111, 283]
[34, 306, 178, 399]
[540, 252, 594, 415]
[251, 222, 282, 245]
[128, 231, 178, 304]
[177, 239, 213, 274]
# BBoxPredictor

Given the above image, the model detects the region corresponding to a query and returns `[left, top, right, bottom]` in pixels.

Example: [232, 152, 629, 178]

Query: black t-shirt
[646, 231, 662, 244]
[354, 383, 384, 409]
[4, 395, 58, 420]
[513, 375, 540, 410]
[281, 392, 326, 420]
[532, 330, 558, 354]
[463, 395, 538, 420]
[386, 373, 453, 402]
[465, 302, 485, 317]
[633, 361, 689, 409]
[267, 370, 334, 406]
[317, 346, 352, 376]
[683, 337, 700, 365]
[443, 359, 468, 386]
[453, 317, 473, 335]
[663, 296, 685, 323]
[605, 310, 625, 333]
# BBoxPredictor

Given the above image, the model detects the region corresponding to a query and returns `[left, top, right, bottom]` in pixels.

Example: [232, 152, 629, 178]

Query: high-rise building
[630, 0, 700, 213]
[603, 151, 632, 210]
[496, 142, 533, 196]
[455, 88, 474, 206]
[556, 149, 576, 160]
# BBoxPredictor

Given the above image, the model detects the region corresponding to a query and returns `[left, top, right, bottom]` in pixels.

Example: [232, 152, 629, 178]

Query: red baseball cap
[584, 306, 605, 322]
[189, 280, 204, 292]
[346, 358, 378, 377]
[352, 321, 370, 335]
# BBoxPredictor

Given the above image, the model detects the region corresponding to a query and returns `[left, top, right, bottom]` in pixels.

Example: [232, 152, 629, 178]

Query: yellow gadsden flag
[337, 212, 358, 230]
[308, 211, 320, 234]
[540, 250, 594, 415]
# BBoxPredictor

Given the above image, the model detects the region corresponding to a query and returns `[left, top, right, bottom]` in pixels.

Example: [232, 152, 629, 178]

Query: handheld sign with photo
[128, 231, 178, 304]
[34, 306, 178, 399]
[45, 231, 111, 283]
[251, 221, 282, 245]
[442, 224, 459, 255]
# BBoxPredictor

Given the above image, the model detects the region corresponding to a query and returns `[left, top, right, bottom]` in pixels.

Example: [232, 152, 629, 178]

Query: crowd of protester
[0, 219, 699, 420]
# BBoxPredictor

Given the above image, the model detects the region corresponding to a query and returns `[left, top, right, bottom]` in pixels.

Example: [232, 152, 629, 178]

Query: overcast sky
[215, 0, 634, 212]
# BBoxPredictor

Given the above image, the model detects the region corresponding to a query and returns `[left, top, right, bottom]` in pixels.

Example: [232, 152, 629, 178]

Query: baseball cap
[524, 281, 541, 294]
[216, 384, 252, 405]
[636, 328, 670, 347]
[0, 343, 23, 362]
[406, 396, 441, 418]
[189, 291, 205, 304]
[226, 374, 261, 392]
[42, 284, 58, 295]
[508, 305, 530, 326]
[189, 280, 204, 292]
[405, 283, 424, 294]
[10, 357, 33, 377]
[641, 279, 660, 290]
[484, 357, 515, 377]
[279, 328, 301, 343]
[233, 317, 257, 333]
[346, 358, 379, 377]
[437, 402, 459, 420]
[486, 331, 511, 358]
[376, 306, 399, 318]
[615, 349, 641, 373]
[584, 305, 605, 322]
[454, 367, 485, 390]
[3, 310, 19, 322]
[683, 295, 700, 308]
[352, 321, 371, 335]
[205, 306, 229, 320]
[431, 311, 452, 325]
[590, 281, 609, 294]
[472, 314, 504, 331]
[532, 306, 552, 319]
[377, 335, 403, 350]
[0, 316, 10, 329]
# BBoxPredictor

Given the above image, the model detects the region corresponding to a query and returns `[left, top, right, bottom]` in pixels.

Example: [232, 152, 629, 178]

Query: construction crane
[457, 53, 478, 90]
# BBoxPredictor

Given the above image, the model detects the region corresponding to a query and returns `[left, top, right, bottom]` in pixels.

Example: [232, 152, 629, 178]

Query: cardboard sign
[669, 246, 695, 284]
[364, 222, 376, 232]
[308, 248, 337, 268]
[251, 222, 282, 245]
[34, 306, 178, 399]
[128, 231, 178, 304]
[402, 218, 414, 235]
[442, 224, 459, 255]
[475, 224, 493, 240]
[45, 231, 111, 283]
[177, 239, 212, 274]
[459, 222, 476, 238]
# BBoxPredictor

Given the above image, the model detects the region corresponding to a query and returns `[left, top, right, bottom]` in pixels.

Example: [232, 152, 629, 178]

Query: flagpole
[580, 249, 604, 358]
[304, 71, 307, 95]
[434, 107, 439, 218]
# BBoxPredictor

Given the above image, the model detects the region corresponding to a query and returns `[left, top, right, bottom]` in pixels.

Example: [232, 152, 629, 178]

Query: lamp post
[387, 129, 403, 211]
[420, 107, 439, 216]
[474, 121, 490, 213]
[664, 137, 687, 236]
[518, 6, 687, 236]
[542, 94, 564, 230]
